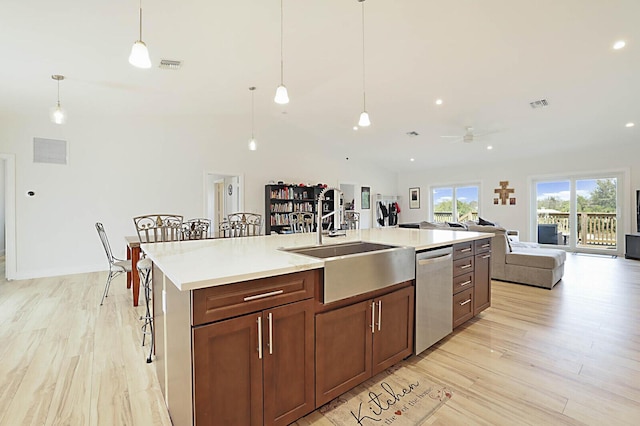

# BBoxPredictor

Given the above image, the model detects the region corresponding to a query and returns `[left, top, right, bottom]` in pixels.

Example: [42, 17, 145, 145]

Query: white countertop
[142, 227, 493, 291]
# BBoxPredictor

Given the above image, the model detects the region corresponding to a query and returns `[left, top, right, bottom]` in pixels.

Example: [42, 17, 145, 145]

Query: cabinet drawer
[192, 270, 317, 326]
[453, 288, 474, 328]
[453, 256, 474, 277]
[453, 242, 474, 260]
[475, 238, 491, 254]
[453, 272, 473, 294]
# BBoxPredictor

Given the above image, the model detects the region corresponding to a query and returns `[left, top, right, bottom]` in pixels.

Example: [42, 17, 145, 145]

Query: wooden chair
[96, 222, 132, 305]
[133, 214, 183, 243]
[228, 212, 262, 237]
[182, 218, 211, 240]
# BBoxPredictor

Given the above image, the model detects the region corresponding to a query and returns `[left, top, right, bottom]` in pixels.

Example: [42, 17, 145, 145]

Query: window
[431, 185, 479, 223]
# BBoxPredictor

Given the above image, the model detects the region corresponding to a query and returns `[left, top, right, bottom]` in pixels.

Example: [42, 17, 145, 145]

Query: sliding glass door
[534, 175, 620, 254]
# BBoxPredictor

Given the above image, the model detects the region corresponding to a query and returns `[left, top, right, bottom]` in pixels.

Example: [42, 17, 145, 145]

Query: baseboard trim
[12, 263, 108, 281]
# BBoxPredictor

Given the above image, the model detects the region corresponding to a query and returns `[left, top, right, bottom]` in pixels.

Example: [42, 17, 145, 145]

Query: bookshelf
[265, 184, 321, 234]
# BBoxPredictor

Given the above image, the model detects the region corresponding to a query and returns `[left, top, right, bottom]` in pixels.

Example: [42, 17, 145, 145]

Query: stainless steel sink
[283, 241, 415, 303]
[285, 241, 398, 258]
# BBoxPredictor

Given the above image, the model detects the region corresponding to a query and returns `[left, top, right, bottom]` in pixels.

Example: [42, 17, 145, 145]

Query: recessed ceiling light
[353, 126, 358, 131]
[613, 40, 626, 50]
[410, 158, 415, 162]
[486, 145, 493, 150]
[435, 99, 443, 105]
[625, 122, 635, 128]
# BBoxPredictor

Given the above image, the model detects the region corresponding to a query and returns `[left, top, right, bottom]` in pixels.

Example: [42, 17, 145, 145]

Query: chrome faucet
[317, 187, 344, 245]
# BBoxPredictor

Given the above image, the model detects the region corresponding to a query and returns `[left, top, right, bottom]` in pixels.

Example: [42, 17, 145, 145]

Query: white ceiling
[2, 0, 639, 172]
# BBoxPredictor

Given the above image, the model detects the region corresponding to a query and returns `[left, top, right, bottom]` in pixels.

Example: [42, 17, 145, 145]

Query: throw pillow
[447, 222, 467, 229]
[477, 217, 495, 226]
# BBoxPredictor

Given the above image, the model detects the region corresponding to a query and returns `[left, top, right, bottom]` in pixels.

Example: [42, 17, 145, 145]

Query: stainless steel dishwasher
[414, 246, 453, 355]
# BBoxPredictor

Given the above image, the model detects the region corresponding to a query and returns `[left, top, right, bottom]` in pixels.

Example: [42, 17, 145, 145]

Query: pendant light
[248, 87, 258, 151]
[274, 0, 289, 104]
[357, 0, 370, 127]
[129, 0, 152, 68]
[50, 75, 66, 125]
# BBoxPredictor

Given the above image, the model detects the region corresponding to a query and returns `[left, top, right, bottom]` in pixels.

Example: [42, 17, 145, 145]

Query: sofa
[419, 221, 566, 289]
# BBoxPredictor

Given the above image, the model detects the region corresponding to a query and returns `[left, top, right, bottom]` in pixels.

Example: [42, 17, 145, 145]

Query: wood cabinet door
[372, 286, 415, 376]
[193, 314, 263, 426]
[453, 288, 474, 328]
[474, 252, 491, 315]
[263, 300, 315, 426]
[315, 300, 372, 406]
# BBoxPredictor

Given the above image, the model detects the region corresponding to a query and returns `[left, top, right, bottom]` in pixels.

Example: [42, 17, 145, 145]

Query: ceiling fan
[440, 126, 498, 143]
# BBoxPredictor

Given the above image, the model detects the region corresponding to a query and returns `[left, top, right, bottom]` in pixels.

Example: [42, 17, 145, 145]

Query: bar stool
[137, 257, 154, 363]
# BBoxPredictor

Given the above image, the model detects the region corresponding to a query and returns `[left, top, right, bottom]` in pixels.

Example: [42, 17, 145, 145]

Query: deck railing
[433, 211, 478, 223]
[433, 211, 617, 247]
[537, 212, 617, 247]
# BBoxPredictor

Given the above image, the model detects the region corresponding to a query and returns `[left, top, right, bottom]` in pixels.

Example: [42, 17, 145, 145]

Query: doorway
[204, 172, 244, 237]
[0, 154, 16, 279]
[339, 182, 371, 229]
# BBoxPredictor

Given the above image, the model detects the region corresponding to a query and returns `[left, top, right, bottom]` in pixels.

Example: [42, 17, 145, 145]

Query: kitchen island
[142, 227, 492, 426]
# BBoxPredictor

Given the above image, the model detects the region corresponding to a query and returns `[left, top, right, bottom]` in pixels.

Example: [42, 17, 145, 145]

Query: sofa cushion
[419, 221, 451, 229]
[465, 224, 507, 234]
[506, 248, 566, 269]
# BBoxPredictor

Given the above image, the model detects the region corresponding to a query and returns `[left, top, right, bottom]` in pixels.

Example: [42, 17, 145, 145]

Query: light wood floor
[1, 254, 639, 425]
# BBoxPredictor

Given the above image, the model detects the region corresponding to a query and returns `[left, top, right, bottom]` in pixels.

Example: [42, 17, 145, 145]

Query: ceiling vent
[159, 59, 182, 70]
[529, 99, 549, 109]
[406, 131, 419, 137]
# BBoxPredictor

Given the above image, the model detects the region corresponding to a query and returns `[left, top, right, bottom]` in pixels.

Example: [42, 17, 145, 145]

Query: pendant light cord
[57, 79, 61, 106]
[361, 0, 366, 110]
[139, 0, 143, 40]
[280, 0, 284, 84]
[251, 88, 255, 139]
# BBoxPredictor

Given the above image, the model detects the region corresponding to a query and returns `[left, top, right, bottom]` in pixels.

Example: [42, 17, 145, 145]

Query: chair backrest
[344, 211, 361, 230]
[289, 212, 303, 233]
[182, 218, 211, 240]
[218, 218, 232, 238]
[96, 222, 115, 264]
[228, 212, 262, 237]
[133, 214, 184, 243]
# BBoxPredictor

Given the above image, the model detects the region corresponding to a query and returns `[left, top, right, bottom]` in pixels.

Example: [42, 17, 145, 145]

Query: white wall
[0, 159, 5, 255]
[0, 113, 398, 279]
[397, 141, 640, 241]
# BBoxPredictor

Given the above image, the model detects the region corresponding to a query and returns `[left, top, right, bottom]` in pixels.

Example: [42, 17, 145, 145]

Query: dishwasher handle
[417, 252, 452, 266]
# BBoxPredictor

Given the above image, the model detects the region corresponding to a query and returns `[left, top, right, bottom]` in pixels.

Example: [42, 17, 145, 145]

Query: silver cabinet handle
[244, 289, 284, 301]
[268, 312, 273, 355]
[377, 300, 382, 331]
[460, 247, 472, 253]
[460, 280, 472, 287]
[482, 254, 491, 259]
[460, 264, 472, 270]
[460, 299, 471, 306]
[371, 301, 376, 333]
[481, 243, 490, 248]
[257, 316, 263, 359]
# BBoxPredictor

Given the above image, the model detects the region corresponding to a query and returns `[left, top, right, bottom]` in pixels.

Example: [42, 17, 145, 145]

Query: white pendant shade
[358, 111, 371, 127]
[274, 85, 289, 104]
[50, 104, 66, 124]
[129, 40, 152, 68]
[248, 138, 257, 151]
